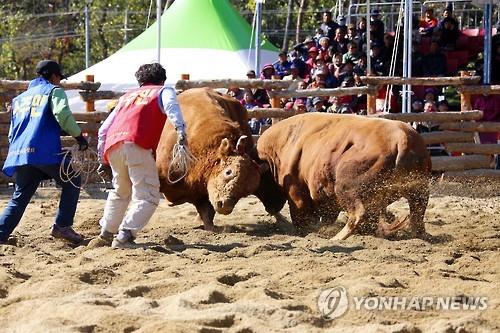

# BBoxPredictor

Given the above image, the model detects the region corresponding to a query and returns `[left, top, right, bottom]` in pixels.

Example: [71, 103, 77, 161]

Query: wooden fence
[0, 75, 499, 185]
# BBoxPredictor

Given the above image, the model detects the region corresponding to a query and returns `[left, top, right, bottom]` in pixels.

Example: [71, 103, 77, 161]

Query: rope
[59, 145, 100, 189]
[167, 143, 196, 184]
[383, 0, 405, 113]
[145, 0, 154, 29]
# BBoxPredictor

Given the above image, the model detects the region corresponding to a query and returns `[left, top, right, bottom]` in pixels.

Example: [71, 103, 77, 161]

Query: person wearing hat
[370, 41, 389, 76]
[370, 9, 385, 43]
[274, 51, 292, 79]
[309, 96, 327, 113]
[436, 5, 459, 50]
[0, 60, 89, 245]
[260, 63, 276, 80]
[94, 63, 189, 248]
[246, 69, 270, 106]
[283, 63, 301, 81]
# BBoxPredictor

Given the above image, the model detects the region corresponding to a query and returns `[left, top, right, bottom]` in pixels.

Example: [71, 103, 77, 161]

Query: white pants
[100, 142, 161, 237]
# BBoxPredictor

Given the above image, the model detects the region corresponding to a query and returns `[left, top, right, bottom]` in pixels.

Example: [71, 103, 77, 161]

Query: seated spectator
[437, 99, 450, 112]
[330, 28, 348, 54]
[329, 52, 344, 79]
[248, 118, 267, 135]
[370, 41, 389, 75]
[346, 23, 362, 48]
[305, 46, 319, 78]
[353, 54, 367, 76]
[338, 60, 355, 83]
[343, 42, 362, 64]
[274, 51, 292, 79]
[412, 99, 424, 113]
[318, 36, 329, 52]
[283, 64, 301, 81]
[246, 70, 270, 106]
[419, 8, 438, 36]
[357, 18, 368, 51]
[423, 88, 438, 103]
[311, 55, 329, 78]
[260, 64, 276, 79]
[293, 99, 307, 113]
[293, 36, 316, 62]
[370, 9, 385, 43]
[436, 6, 459, 50]
[226, 86, 244, 101]
[421, 41, 447, 77]
[240, 91, 263, 110]
[309, 97, 327, 112]
[290, 52, 307, 79]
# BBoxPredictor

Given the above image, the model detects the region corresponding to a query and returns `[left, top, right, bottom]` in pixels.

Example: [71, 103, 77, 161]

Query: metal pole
[402, 0, 412, 113]
[483, 0, 492, 85]
[157, 0, 162, 63]
[84, 1, 91, 68]
[406, 0, 413, 113]
[255, 0, 263, 73]
[366, 1, 371, 76]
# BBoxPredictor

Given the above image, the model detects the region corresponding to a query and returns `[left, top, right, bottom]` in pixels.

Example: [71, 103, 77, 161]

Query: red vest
[104, 85, 167, 162]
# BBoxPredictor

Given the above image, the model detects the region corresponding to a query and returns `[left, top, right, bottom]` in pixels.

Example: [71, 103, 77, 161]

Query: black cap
[246, 69, 256, 77]
[312, 97, 323, 105]
[36, 60, 66, 79]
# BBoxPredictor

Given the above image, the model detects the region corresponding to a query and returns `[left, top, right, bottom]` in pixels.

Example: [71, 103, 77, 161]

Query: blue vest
[2, 78, 63, 177]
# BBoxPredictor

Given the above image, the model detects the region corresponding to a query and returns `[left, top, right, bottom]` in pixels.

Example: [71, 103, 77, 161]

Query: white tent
[68, 0, 279, 111]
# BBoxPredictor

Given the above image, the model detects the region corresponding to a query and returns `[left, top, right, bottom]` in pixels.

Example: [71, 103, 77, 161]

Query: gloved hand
[177, 131, 187, 146]
[75, 134, 89, 151]
[97, 164, 112, 181]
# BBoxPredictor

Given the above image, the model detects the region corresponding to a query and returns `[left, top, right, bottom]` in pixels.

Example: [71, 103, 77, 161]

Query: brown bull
[257, 113, 432, 240]
[156, 88, 284, 230]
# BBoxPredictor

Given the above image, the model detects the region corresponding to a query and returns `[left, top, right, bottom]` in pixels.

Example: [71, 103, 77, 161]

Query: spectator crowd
[232, 3, 499, 152]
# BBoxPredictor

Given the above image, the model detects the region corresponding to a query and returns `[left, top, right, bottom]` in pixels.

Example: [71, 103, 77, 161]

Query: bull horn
[218, 138, 232, 158]
[236, 135, 248, 155]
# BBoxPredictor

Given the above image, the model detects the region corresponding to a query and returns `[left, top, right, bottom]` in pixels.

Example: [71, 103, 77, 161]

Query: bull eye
[224, 168, 233, 178]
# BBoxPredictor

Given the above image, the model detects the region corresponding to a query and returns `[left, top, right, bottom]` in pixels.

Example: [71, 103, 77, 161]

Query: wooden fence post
[85, 75, 95, 112]
[270, 75, 282, 125]
[459, 71, 472, 111]
[367, 84, 377, 115]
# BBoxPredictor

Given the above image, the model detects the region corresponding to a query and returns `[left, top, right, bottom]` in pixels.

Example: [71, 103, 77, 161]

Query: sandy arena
[0, 180, 499, 333]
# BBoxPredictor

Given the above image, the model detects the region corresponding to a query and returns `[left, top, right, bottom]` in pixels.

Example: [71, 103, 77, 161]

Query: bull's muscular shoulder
[177, 88, 252, 147]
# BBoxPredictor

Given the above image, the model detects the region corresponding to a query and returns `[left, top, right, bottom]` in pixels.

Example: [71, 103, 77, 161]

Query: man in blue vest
[0, 60, 89, 245]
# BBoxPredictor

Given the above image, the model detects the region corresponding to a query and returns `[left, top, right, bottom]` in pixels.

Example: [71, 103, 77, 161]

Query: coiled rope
[167, 143, 196, 184]
[59, 144, 100, 188]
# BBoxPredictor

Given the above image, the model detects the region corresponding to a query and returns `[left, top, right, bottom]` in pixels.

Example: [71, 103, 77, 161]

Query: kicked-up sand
[0, 180, 499, 333]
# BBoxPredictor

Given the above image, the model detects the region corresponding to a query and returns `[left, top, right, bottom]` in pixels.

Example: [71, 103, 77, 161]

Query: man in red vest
[94, 63, 188, 248]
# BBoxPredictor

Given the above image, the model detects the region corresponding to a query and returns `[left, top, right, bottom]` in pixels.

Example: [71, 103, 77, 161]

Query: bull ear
[258, 162, 270, 174]
[236, 135, 248, 155]
[218, 138, 233, 158]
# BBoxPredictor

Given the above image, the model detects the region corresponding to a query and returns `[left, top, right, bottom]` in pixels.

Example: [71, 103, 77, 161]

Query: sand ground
[0, 180, 499, 333]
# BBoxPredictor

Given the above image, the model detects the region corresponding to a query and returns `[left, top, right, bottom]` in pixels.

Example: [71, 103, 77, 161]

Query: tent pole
[255, 0, 263, 73]
[483, 0, 492, 85]
[157, 0, 161, 63]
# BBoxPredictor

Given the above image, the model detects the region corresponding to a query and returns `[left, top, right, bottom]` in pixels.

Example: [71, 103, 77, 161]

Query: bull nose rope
[59, 144, 100, 188]
[167, 143, 196, 184]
